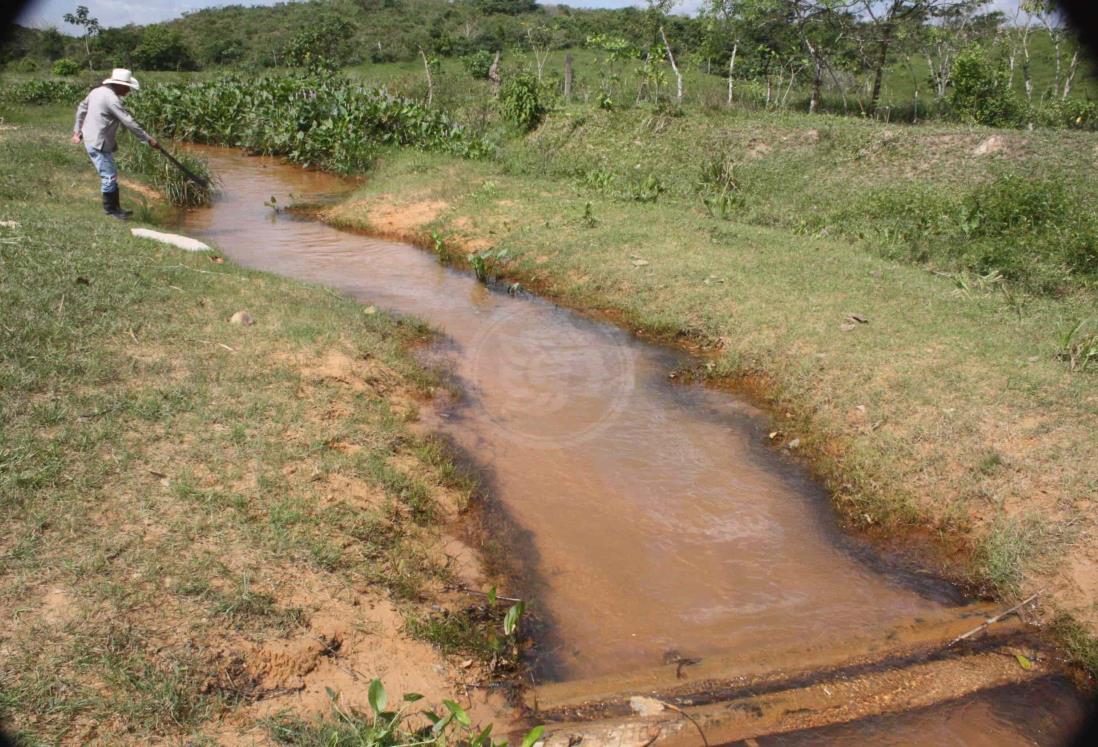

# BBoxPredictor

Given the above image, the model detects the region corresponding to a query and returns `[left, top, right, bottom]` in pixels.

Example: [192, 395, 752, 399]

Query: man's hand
[71, 133, 82, 144]
[148, 137, 160, 150]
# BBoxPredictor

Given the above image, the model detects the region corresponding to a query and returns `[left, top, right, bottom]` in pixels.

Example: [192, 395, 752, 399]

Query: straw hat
[102, 68, 140, 90]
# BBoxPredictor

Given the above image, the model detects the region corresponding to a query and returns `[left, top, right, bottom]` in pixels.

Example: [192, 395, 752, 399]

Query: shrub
[463, 50, 495, 80]
[1030, 97, 1098, 132]
[282, 17, 357, 71]
[2, 79, 86, 105]
[132, 26, 198, 71]
[948, 47, 1020, 127]
[499, 71, 547, 132]
[51, 58, 81, 76]
[128, 74, 491, 174]
[855, 173, 1098, 292]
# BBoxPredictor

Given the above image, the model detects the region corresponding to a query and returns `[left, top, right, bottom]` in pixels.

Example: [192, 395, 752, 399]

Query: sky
[15, 0, 1027, 32]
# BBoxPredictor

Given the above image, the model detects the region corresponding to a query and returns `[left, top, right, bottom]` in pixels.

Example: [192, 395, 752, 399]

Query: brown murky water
[179, 148, 1089, 743]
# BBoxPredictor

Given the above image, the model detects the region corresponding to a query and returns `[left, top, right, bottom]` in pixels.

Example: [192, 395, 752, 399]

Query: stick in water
[947, 591, 1042, 647]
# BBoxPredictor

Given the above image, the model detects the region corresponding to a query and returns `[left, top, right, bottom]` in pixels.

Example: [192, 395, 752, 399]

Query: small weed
[580, 201, 598, 228]
[265, 681, 544, 746]
[1057, 319, 1097, 372]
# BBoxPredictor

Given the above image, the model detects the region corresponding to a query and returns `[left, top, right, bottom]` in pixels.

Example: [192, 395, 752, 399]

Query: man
[72, 68, 160, 220]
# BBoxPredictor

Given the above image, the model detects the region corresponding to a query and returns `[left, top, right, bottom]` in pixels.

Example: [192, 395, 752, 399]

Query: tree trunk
[809, 62, 822, 114]
[1062, 49, 1079, 99]
[85, 35, 93, 71]
[726, 44, 737, 106]
[564, 53, 573, 100]
[488, 51, 501, 95]
[869, 24, 893, 112]
[659, 26, 683, 105]
[419, 48, 433, 107]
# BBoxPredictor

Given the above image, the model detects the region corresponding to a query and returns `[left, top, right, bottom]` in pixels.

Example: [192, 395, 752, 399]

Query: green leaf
[472, 724, 494, 746]
[521, 724, 545, 747]
[443, 699, 471, 726]
[403, 692, 424, 702]
[431, 711, 454, 736]
[1015, 653, 1034, 670]
[503, 600, 525, 636]
[367, 678, 387, 714]
[487, 585, 497, 606]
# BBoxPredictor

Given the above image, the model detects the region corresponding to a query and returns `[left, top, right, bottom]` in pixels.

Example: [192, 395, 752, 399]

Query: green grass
[0, 111, 502, 742]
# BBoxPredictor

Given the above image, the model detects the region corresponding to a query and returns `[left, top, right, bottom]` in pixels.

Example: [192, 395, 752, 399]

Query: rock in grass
[130, 228, 210, 252]
[230, 311, 254, 326]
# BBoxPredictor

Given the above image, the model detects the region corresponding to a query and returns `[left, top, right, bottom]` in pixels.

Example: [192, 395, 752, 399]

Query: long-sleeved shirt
[74, 86, 151, 153]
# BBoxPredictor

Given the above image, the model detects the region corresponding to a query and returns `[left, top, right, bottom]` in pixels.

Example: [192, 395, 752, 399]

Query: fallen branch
[187, 338, 237, 352]
[448, 585, 522, 604]
[947, 591, 1042, 647]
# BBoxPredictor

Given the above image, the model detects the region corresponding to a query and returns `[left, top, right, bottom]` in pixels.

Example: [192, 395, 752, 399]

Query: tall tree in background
[63, 5, 100, 70]
[858, 1, 988, 112]
[1023, 0, 1082, 98]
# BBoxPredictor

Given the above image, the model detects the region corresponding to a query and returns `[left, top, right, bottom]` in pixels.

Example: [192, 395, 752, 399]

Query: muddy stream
[179, 148, 1089, 744]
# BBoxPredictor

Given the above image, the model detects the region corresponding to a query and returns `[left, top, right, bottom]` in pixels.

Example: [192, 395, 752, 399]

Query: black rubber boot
[102, 188, 131, 220]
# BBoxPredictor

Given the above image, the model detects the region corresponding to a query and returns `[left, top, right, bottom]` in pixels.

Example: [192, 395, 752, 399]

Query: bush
[1030, 97, 1098, 131]
[499, 71, 547, 132]
[856, 173, 1098, 292]
[132, 26, 198, 71]
[948, 47, 1020, 127]
[51, 58, 81, 76]
[128, 73, 491, 174]
[463, 50, 495, 80]
[282, 17, 357, 72]
[2, 79, 86, 105]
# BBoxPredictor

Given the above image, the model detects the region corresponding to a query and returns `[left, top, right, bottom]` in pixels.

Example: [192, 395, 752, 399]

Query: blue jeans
[85, 144, 118, 193]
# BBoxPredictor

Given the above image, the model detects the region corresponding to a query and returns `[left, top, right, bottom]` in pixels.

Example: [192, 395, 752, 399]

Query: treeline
[3, 1, 1094, 128]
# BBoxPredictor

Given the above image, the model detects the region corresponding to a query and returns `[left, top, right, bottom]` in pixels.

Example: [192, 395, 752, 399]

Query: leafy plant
[128, 74, 491, 175]
[1057, 319, 1097, 372]
[499, 72, 547, 132]
[2, 79, 86, 105]
[697, 155, 744, 219]
[948, 47, 1020, 127]
[51, 58, 81, 76]
[266, 679, 543, 745]
[463, 50, 496, 80]
[283, 17, 357, 72]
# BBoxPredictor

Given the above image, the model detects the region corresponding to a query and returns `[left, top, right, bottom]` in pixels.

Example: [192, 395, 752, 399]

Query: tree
[63, 5, 100, 71]
[1023, 0, 1082, 99]
[647, 0, 684, 104]
[97, 25, 143, 68]
[920, 1, 994, 100]
[282, 17, 357, 71]
[473, 0, 538, 15]
[132, 26, 198, 71]
[858, 2, 988, 112]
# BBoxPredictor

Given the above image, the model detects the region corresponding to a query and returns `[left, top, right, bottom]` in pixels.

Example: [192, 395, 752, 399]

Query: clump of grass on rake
[117, 136, 217, 207]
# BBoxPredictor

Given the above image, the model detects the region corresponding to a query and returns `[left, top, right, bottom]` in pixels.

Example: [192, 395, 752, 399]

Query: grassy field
[313, 104, 1098, 673]
[0, 108, 521, 743]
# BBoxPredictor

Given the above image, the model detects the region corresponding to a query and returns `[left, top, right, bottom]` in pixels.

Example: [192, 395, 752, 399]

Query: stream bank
[178, 145, 1090, 743]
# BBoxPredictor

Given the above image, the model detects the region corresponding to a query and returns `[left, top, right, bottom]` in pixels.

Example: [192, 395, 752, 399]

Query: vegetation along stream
[179, 147, 1088, 744]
